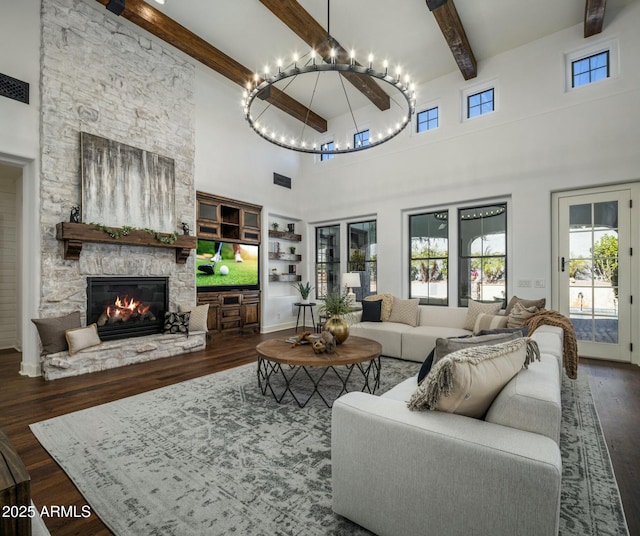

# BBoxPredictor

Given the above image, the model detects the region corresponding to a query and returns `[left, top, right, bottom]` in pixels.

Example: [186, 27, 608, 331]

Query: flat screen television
[196, 239, 260, 291]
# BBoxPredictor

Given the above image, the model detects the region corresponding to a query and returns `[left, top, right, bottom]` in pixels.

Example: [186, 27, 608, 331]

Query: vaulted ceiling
[96, 0, 634, 131]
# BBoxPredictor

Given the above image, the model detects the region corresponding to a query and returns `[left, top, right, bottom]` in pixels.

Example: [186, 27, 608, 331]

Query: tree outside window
[348, 221, 377, 300]
[315, 225, 340, 299]
[458, 204, 507, 307]
[409, 211, 448, 305]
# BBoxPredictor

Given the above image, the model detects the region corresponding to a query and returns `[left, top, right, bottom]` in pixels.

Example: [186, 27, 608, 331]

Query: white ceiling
[146, 0, 635, 127]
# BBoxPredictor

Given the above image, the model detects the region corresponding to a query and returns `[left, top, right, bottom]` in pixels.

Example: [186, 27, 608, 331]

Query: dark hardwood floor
[1, 335, 638, 536]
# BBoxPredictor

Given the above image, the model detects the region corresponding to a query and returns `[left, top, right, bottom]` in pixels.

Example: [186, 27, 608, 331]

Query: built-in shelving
[268, 227, 302, 283]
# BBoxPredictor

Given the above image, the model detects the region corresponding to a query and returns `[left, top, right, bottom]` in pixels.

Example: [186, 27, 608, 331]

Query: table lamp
[342, 272, 361, 305]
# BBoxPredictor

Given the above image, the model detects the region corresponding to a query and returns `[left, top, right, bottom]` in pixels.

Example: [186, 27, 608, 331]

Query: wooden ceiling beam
[94, 0, 327, 132]
[425, 0, 477, 80]
[584, 0, 607, 38]
[258, 0, 391, 111]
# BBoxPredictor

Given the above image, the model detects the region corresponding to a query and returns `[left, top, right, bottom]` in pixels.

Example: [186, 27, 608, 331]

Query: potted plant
[319, 289, 355, 344]
[293, 281, 314, 304]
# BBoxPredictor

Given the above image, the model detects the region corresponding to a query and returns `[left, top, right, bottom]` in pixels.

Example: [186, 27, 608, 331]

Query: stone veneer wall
[39, 0, 196, 341]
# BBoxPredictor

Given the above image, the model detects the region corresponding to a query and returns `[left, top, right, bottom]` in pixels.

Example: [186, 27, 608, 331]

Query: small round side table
[294, 302, 316, 332]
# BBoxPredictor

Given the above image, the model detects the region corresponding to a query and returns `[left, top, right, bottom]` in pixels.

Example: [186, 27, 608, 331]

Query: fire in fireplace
[98, 295, 156, 326]
[87, 277, 168, 341]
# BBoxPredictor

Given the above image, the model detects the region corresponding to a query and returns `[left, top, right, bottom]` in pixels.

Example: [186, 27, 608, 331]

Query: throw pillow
[507, 302, 539, 328]
[388, 298, 420, 327]
[360, 299, 382, 322]
[31, 311, 82, 355]
[463, 300, 502, 331]
[417, 348, 436, 384]
[164, 311, 190, 336]
[178, 303, 209, 332]
[477, 327, 529, 337]
[434, 332, 523, 364]
[473, 313, 508, 335]
[408, 338, 529, 417]
[363, 293, 394, 322]
[504, 296, 546, 316]
[65, 324, 102, 356]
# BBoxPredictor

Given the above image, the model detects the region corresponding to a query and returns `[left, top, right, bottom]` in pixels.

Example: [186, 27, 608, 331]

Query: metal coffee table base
[257, 355, 381, 408]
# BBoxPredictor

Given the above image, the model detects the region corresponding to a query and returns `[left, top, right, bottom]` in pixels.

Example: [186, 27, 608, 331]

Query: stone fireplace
[37, 0, 201, 379]
[87, 277, 169, 341]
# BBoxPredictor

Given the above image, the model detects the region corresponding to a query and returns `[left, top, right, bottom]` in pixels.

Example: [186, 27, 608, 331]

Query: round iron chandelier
[242, 4, 416, 156]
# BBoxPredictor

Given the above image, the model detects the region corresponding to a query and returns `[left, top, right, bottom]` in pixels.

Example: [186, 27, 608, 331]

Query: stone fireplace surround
[37, 0, 203, 379]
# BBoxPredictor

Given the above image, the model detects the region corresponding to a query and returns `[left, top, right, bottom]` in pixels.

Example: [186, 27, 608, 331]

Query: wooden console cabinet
[197, 290, 260, 335]
[196, 192, 262, 336]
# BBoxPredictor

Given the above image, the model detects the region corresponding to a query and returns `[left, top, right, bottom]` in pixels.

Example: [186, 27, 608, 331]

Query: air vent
[273, 172, 292, 189]
[0, 73, 29, 104]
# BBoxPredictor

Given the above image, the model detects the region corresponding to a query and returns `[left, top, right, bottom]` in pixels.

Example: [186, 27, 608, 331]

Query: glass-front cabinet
[196, 192, 261, 244]
[242, 208, 261, 243]
[197, 197, 220, 239]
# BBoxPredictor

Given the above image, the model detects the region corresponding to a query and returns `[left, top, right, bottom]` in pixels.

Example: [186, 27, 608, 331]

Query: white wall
[0, 0, 41, 372]
[0, 0, 40, 160]
[0, 166, 19, 349]
[298, 2, 640, 306]
[194, 66, 309, 329]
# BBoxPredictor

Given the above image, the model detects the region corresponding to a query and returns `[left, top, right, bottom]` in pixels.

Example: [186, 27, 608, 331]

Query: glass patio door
[555, 189, 631, 361]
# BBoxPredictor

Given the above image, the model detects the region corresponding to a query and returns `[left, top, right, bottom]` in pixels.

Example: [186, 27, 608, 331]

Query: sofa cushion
[408, 338, 529, 418]
[401, 326, 471, 362]
[388, 298, 420, 327]
[473, 313, 508, 334]
[363, 293, 394, 321]
[66, 324, 102, 355]
[418, 306, 469, 328]
[360, 299, 382, 322]
[504, 295, 546, 316]
[31, 311, 82, 355]
[350, 322, 412, 358]
[507, 302, 540, 328]
[485, 352, 561, 443]
[381, 376, 418, 402]
[434, 331, 523, 363]
[463, 300, 502, 330]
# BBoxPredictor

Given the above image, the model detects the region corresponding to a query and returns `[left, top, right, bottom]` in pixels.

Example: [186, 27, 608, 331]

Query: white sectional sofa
[350, 305, 472, 362]
[332, 324, 564, 536]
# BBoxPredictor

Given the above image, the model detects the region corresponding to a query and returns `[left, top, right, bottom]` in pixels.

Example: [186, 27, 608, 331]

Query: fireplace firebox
[86, 277, 168, 341]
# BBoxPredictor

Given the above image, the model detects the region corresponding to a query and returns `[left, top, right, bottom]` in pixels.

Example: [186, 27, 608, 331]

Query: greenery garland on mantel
[90, 222, 179, 245]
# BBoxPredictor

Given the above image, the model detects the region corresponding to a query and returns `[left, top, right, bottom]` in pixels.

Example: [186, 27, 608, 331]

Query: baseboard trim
[20, 361, 42, 377]
[261, 321, 297, 333]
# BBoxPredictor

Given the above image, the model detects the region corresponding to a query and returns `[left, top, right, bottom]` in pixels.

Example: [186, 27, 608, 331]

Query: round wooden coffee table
[255, 336, 382, 408]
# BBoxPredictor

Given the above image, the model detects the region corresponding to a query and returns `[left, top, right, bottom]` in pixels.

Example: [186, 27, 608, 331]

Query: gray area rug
[31, 358, 629, 535]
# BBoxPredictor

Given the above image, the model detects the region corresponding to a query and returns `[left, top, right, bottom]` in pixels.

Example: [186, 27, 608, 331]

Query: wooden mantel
[56, 222, 197, 264]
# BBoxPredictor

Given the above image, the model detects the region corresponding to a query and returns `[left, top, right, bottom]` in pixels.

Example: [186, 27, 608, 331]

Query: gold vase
[323, 315, 349, 344]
